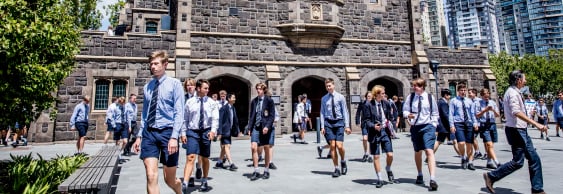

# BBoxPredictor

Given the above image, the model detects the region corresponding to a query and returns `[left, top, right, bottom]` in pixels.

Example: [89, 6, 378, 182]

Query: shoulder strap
[428, 93, 433, 114]
[409, 92, 415, 111]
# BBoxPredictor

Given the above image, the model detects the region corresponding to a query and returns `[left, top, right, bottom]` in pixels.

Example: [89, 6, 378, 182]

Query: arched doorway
[367, 77, 404, 99]
[291, 77, 325, 132]
[209, 76, 250, 131]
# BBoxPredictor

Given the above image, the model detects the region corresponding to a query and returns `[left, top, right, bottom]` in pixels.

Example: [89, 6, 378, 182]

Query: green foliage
[105, 0, 126, 29]
[0, 153, 88, 194]
[489, 50, 563, 102]
[0, 0, 101, 128]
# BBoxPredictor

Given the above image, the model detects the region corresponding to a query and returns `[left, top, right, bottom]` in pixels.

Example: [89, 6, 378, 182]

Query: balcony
[276, 23, 345, 48]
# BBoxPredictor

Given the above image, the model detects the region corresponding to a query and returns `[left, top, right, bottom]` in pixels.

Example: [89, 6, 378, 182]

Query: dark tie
[85, 104, 89, 122]
[485, 101, 490, 124]
[199, 97, 204, 129]
[147, 80, 160, 127]
[255, 98, 262, 127]
[413, 96, 422, 125]
[377, 103, 383, 122]
[331, 94, 337, 119]
[461, 98, 469, 122]
[120, 105, 125, 123]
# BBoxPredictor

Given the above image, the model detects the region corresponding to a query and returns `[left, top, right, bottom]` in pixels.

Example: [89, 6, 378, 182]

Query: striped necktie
[147, 80, 159, 127]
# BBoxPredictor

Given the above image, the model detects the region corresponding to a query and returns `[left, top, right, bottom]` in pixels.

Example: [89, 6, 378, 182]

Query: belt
[189, 127, 211, 131]
[76, 121, 88, 124]
[148, 127, 173, 131]
[412, 123, 431, 127]
[505, 126, 525, 130]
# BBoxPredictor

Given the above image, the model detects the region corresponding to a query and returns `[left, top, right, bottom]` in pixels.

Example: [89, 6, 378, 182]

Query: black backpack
[408, 92, 433, 122]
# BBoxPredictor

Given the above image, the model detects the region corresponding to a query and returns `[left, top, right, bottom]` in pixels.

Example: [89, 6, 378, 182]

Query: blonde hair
[118, 96, 126, 104]
[149, 50, 169, 64]
[371, 85, 385, 97]
[183, 78, 195, 91]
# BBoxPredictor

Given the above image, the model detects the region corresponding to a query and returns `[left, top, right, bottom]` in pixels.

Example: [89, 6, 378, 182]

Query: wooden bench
[58, 145, 121, 194]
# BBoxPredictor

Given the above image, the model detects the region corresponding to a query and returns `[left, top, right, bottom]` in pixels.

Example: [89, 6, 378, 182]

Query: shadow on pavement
[310, 170, 334, 176]
[351, 179, 374, 185]
[480, 187, 523, 194]
[395, 178, 427, 188]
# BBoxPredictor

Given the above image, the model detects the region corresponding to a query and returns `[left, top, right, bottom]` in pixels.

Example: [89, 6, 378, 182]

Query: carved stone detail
[311, 4, 322, 21]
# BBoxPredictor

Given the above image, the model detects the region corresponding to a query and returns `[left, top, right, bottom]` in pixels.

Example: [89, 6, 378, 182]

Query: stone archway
[195, 66, 261, 97]
[195, 66, 261, 132]
[280, 68, 341, 134]
[359, 69, 411, 98]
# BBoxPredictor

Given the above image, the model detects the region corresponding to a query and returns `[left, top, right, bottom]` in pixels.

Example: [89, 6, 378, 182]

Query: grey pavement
[2, 125, 563, 194]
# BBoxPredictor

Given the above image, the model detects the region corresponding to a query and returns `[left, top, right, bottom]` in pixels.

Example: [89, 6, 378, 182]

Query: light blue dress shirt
[125, 102, 137, 128]
[401, 92, 439, 127]
[449, 96, 478, 127]
[320, 91, 350, 129]
[553, 100, 563, 119]
[138, 75, 185, 139]
[475, 99, 499, 123]
[70, 103, 89, 128]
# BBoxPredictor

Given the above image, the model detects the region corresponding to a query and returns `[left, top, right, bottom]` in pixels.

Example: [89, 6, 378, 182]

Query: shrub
[0, 153, 87, 194]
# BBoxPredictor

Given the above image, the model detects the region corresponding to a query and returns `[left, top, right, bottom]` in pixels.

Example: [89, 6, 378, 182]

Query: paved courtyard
[2, 124, 563, 194]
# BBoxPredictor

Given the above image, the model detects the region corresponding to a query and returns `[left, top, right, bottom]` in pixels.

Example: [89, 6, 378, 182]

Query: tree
[0, 0, 99, 128]
[70, 0, 103, 30]
[105, 0, 126, 29]
[489, 50, 563, 102]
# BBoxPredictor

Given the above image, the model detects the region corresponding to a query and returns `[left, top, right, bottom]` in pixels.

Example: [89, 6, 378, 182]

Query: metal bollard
[316, 117, 321, 143]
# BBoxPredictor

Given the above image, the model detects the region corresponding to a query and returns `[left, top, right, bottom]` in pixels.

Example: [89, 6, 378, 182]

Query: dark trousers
[124, 121, 138, 154]
[489, 127, 543, 193]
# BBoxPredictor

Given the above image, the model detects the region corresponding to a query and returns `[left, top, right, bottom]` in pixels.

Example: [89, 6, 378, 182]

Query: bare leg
[143, 158, 160, 194]
[362, 135, 368, 154]
[425, 149, 436, 177]
[163, 166, 182, 194]
[183, 154, 196, 183]
[225, 144, 233, 164]
[202, 156, 210, 178]
[373, 155, 381, 173]
[329, 140, 338, 166]
[264, 145, 271, 168]
[414, 151, 423, 173]
[466, 143, 474, 161]
[336, 141, 345, 161]
[251, 142, 259, 168]
[386, 152, 394, 168]
[485, 142, 497, 161]
[219, 145, 226, 162]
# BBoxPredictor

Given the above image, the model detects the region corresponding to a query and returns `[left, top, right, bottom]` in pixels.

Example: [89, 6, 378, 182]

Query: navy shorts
[436, 132, 450, 142]
[324, 119, 345, 142]
[251, 127, 274, 146]
[106, 122, 114, 131]
[370, 135, 393, 155]
[185, 129, 211, 158]
[113, 123, 128, 140]
[480, 123, 498, 143]
[140, 127, 179, 167]
[557, 117, 563, 126]
[454, 122, 474, 143]
[220, 136, 232, 145]
[361, 126, 368, 136]
[410, 124, 436, 152]
[75, 122, 88, 137]
[269, 127, 275, 145]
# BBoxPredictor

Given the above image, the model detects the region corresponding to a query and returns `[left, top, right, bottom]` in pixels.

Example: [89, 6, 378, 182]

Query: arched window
[146, 21, 158, 34]
[94, 79, 111, 110]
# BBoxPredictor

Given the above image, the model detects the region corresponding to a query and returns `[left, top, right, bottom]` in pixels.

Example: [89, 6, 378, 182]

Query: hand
[374, 124, 381, 131]
[71, 126, 76, 130]
[321, 128, 325, 135]
[345, 127, 351, 135]
[217, 135, 222, 141]
[181, 135, 187, 144]
[450, 127, 456, 133]
[474, 126, 479, 131]
[535, 123, 548, 132]
[133, 138, 141, 153]
[128, 128, 132, 133]
[262, 127, 269, 135]
[168, 138, 178, 155]
[408, 113, 415, 119]
[208, 131, 216, 140]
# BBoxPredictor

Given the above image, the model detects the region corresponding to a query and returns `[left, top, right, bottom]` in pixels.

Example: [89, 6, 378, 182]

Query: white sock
[376, 172, 382, 180]
[365, 152, 369, 156]
[254, 167, 259, 172]
[385, 166, 391, 172]
[264, 168, 269, 172]
[430, 176, 436, 181]
[196, 162, 201, 169]
[341, 159, 346, 163]
[217, 159, 222, 164]
[201, 178, 207, 182]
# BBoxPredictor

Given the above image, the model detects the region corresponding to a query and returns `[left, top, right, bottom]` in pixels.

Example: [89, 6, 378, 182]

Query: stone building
[29, 0, 496, 142]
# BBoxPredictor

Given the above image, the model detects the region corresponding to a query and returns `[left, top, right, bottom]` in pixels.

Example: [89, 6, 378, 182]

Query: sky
[97, 0, 118, 30]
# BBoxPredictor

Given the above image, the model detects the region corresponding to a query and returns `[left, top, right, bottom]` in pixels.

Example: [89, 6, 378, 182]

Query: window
[94, 79, 128, 110]
[146, 21, 158, 34]
[370, 0, 378, 3]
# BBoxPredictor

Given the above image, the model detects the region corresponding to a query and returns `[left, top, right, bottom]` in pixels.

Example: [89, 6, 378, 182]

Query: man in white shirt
[483, 70, 547, 194]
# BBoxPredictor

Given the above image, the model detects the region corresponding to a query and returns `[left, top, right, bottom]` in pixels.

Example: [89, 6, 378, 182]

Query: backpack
[408, 92, 433, 122]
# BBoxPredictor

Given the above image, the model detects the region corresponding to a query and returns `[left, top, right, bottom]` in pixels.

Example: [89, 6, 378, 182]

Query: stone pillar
[175, 0, 191, 79]
[266, 66, 283, 135]
[346, 67, 361, 130]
